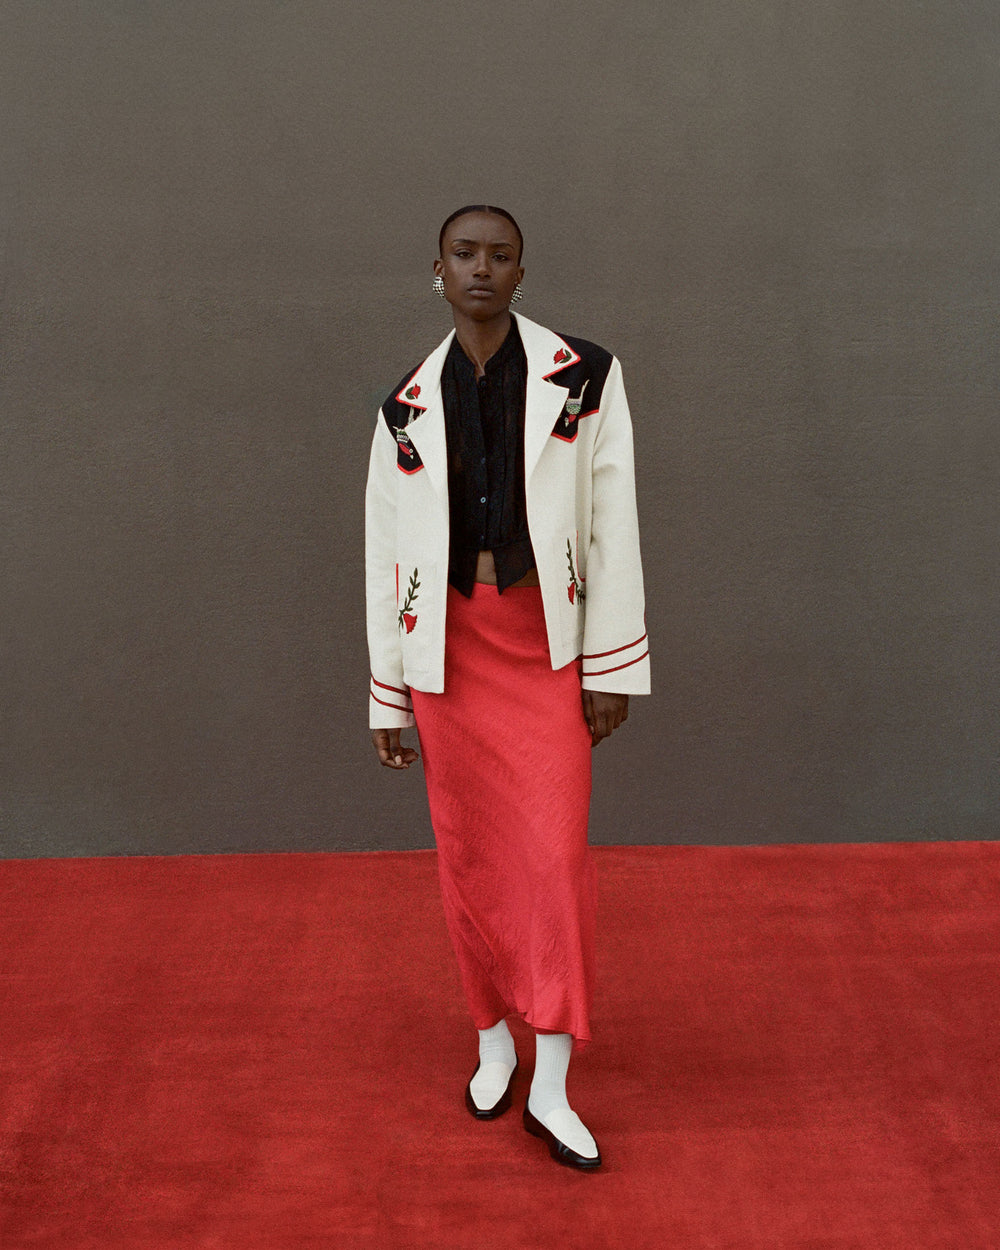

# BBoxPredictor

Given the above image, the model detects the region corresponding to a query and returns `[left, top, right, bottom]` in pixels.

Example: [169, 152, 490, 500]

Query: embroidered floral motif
[398, 568, 420, 632]
[566, 539, 585, 604]
[553, 347, 572, 366]
[404, 382, 421, 402]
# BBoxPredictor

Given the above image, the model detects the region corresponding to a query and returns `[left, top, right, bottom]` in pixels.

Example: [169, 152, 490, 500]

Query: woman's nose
[473, 254, 491, 277]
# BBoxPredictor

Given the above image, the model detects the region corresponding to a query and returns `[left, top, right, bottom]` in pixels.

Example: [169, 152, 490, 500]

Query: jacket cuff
[581, 632, 650, 694]
[369, 676, 416, 729]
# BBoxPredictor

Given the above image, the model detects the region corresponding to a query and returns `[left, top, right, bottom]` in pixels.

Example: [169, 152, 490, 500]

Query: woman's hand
[371, 728, 420, 770]
[581, 690, 629, 747]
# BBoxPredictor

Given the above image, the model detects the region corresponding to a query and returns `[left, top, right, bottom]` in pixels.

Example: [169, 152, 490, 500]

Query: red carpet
[1, 843, 998, 1248]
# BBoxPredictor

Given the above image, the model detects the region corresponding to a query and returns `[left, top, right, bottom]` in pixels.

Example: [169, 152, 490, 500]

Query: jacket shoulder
[558, 334, 614, 378]
[554, 334, 615, 411]
[379, 365, 422, 433]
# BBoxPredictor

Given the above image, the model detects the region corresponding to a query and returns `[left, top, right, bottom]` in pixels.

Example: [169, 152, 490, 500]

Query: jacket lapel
[515, 313, 580, 479]
[399, 330, 454, 499]
[401, 315, 579, 494]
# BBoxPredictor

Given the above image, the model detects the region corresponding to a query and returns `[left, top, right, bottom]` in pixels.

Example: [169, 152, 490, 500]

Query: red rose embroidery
[553, 348, 571, 365]
[402, 613, 417, 633]
[568, 583, 575, 604]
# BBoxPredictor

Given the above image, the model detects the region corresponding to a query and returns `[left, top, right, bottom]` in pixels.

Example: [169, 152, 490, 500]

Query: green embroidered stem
[566, 540, 586, 602]
[397, 568, 420, 630]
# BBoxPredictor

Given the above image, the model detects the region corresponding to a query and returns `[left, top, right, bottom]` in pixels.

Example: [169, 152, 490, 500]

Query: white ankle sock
[469, 1019, 517, 1111]
[528, 1033, 598, 1159]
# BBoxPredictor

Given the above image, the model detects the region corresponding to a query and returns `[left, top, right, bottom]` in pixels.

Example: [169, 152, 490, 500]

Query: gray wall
[2, 2, 997, 857]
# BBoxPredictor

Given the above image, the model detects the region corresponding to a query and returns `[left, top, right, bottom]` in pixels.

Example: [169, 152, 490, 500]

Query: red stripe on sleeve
[372, 677, 411, 698]
[584, 649, 649, 677]
[371, 691, 414, 714]
[582, 633, 648, 661]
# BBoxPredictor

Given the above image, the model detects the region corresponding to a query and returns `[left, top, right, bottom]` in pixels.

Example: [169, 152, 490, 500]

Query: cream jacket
[366, 313, 649, 729]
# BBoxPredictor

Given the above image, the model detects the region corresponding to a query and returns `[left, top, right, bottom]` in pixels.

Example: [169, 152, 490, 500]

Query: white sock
[528, 1033, 598, 1159]
[469, 1019, 517, 1111]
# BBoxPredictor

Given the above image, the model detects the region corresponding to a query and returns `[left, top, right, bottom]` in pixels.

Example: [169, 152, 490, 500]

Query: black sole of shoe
[465, 1060, 518, 1120]
[523, 1106, 602, 1169]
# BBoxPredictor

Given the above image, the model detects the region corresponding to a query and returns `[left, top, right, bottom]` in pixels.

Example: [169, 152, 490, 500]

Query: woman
[365, 205, 649, 1169]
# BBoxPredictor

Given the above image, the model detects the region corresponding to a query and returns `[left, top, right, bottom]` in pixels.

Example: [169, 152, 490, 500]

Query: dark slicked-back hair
[438, 204, 524, 261]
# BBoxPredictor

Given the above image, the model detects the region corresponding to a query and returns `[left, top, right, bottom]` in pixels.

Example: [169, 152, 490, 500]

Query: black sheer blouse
[441, 319, 536, 596]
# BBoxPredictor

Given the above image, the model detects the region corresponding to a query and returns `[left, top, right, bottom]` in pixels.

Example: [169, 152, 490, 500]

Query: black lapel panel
[548, 336, 613, 444]
[381, 367, 426, 473]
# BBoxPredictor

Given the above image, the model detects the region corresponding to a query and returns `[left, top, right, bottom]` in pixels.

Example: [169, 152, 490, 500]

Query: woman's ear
[433, 259, 443, 277]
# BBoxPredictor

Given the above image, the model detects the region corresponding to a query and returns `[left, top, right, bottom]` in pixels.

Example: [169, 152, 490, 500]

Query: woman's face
[434, 212, 524, 321]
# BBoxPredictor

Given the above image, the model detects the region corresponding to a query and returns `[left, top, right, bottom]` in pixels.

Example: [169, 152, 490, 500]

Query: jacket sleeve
[365, 414, 416, 728]
[581, 357, 651, 695]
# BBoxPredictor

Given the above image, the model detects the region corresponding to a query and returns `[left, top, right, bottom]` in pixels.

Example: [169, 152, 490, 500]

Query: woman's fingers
[371, 728, 419, 769]
[371, 729, 398, 765]
[581, 691, 630, 747]
[581, 689, 596, 741]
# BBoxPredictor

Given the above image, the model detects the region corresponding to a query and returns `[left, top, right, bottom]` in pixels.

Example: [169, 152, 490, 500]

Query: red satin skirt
[410, 584, 595, 1047]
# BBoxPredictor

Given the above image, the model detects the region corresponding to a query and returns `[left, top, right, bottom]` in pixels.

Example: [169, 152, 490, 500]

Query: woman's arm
[581, 357, 650, 696]
[365, 415, 417, 753]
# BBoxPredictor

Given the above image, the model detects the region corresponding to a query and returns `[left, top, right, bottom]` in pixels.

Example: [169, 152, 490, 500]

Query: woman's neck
[452, 311, 513, 379]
